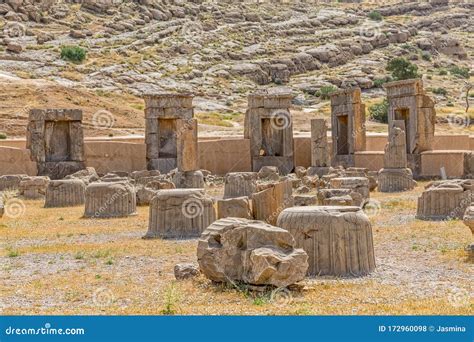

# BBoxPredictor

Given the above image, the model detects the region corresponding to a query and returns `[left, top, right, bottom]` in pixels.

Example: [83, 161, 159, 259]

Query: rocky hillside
[0, 0, 472, 137]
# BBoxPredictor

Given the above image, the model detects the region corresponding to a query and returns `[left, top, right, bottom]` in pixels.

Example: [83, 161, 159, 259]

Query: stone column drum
[84, 182, 137, 218]
[277, 206, 375, 277]
[223, 172, 257, 199]
[45, 179, 86, 208]
[145, 188, 216, 239]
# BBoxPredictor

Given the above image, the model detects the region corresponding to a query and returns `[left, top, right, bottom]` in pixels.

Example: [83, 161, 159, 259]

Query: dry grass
[1, 184, 473, 315]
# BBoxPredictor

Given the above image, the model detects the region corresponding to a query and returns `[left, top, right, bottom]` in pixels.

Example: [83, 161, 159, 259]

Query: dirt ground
[1, 182, 473, 315]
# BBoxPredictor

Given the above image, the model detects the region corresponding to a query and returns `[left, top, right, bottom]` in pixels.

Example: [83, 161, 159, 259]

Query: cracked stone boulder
[197, 217, 308, 287]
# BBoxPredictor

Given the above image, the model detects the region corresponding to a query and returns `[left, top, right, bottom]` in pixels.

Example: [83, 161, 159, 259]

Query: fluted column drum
[277, 206, 375, 277]
[45, 179, 86, 208]
[84, 182, 136, 218]
[416, 183, 470, 220]
[223, 172, 257, 199]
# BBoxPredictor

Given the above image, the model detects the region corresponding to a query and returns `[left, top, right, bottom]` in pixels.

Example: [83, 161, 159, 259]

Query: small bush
[438, 69, 448, 76]
[373, 76, 392, 88]
[369, 99, 389, 123]
[317, 85, 337, 100]
[0, 133, 7, 139]
[60, 45, 87, 63]
[421, 52, 431, 61]
[368, 11, 383, 21]
[449, 66, 470, 79]
[432, 87, 447, 96]
[386, 57, 419, 80]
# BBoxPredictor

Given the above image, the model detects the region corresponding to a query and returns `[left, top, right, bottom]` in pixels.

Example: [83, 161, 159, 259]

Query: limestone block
[257, 166, 280, 180]
[416, 180, 472, 220]
[65, 167, 99, 185]
[37, 161, 86, 180]
[45, 179, 86, 208]
[378, 168, 416, 192]
[172, 170, 205, 189]
[19, 176, 50, 199]
[0, 175, 27, 191]
[330, 177, 370, 204]
[277, 206, 375, 276]
[176, 118, 198, 171]
[145, 188, 215, 239]
[293, 195, 318, 207]
[223, 172, 257, 199]
[310, 118, 329, 167]
[174, 263, 200, 280]
[84, 182, 136, 218]
[217, 196, 252, 219]
[252, 180, 293, 225]
[307, 166, 332, 178]
[384, 122, 407, 169]
[136, 179, 176, 206]
[197, 217, 308, 287]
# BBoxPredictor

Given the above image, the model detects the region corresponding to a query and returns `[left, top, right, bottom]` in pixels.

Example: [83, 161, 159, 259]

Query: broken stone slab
[65, 167, 99, 185]
[378, 168, 416, 192]
[174, 263, 200, 280]
[293, 195, 318, 207]
[217, 196, 252, 219]
[171, 170, 205, 189]
[19, 176, 50, 199]
[197, 217, 308, 287]
[0, 174, 28, 191]
[257, 166, 280, 181]
[252, 180, 293, 225]
[145, 188, 216, 239]
[136, 179, 176, 206]
[330, 177, 370, 205]
[277, 206, 375, 277]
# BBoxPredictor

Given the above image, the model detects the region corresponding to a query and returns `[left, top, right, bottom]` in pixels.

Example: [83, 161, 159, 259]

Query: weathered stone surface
[307, 166, 333, 178]
[197, 217, 308, 287]
[463, 205, 474, 234]
[252, 180, 293, 225]
[84, 182, 137, 218]
[0, 197, 3, 218]
[277, 206, 375, 277]
[416, 180, 473, 220]
[330, 88, 366, 167]
[0, 175, 27, 191]
[26, 109, 85, 180]
[174, 263, 200, 280]
[379, 168, 416, 192]
[65, 167, 99, 185]
[245, 89, 294, 175]
[136, 179, 175, 206]
[384, 121, 407, 169]
[217, 196, 252, 219]
[330, 177, 369, 205]
[293, 195, 318, 207]
[45, 179, 85, 208]
[145, 188, 215, 239]
[19, 176, 50, 199]
[172, 170, 205, 189]
[224, 172, 257, 199]
[310, 118, 329, 168]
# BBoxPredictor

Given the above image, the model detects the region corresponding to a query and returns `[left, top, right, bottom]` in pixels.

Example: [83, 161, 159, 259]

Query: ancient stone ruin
[378, 120, 416, 192]
[144, 93, 198, 174]
[84, 181, 137, 218]
[27, 109, 85, 180]
[0, 175, 27, 191]
[44, 179, 86, 208]
[252, 179, 293, 225]
[277, 206, 375, 277]
[145, 188, 215, 239]
[244, 88, 294, 175]
[329, 177, 369, 206]
[197, 217, 308, 287]
[330, 88, 366, 167]
[217, 196, 253, 220]
[384, 79, 436, 176]
[308, 118, 331, 177]
[416, 180, 472, 220]
[223, 172, 257, 199]
[19, 176, 50, 199]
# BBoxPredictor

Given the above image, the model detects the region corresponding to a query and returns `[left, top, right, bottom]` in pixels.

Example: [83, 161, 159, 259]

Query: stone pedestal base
[145, 188, 215, 239]
[223, 172, 257, 199]
[38, 161, 86, 180]
[378, 168, 416, 192]
[307, 166, 332, 177]
[277, 206, 375, 277]
[45, 179, 85, 207]
[84, 182, 136, 218]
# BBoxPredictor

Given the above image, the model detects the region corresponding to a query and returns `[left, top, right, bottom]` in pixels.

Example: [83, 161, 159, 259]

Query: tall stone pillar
[308, 118, 331, 177]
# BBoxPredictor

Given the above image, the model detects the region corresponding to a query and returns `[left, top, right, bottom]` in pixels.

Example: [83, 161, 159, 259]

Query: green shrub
[449, 66, 470, 79]
[316, 85, 337, 100]
[386, 57, 419, 80]
[421, 52, 431, 61]
[368, 11, 383, 21]
[369, 99, 389, 123]
[432, 87, 447, 96]
[0, 133, 7, 139]
[438, 69, 448, 76]
[60, 45, 87, 63]
[373, 76, 392, 88]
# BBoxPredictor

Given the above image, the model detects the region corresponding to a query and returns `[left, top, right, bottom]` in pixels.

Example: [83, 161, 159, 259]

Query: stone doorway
[394, 108, 410, 153]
